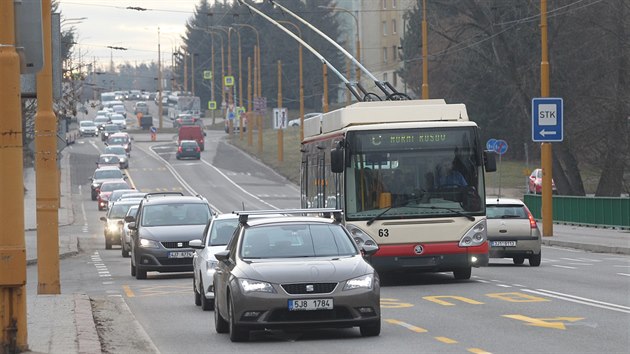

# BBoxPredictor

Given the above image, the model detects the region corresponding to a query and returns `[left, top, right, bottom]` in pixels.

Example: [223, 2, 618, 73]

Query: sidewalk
[20, 140, 629, 353]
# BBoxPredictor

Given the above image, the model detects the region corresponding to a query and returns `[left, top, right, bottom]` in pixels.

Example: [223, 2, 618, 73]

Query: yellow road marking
[126, 171, 136, 189]
[385, 319, 427, 333]
[423, 295, 484, 306]
[134, 285, 190, 297]
[502, 314, 583, 330]
[486, 292, 550, 303]
[435, 336, 458, 344]
[468, 348, 492, 354]
[380, 298, 414, 308]
[122, 285, 135, 298]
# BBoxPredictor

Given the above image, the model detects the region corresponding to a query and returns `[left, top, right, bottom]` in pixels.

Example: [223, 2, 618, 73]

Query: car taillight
[196, 147, 200, 152]
[178, 146, 182, 153]
[525, 208, 538, 229]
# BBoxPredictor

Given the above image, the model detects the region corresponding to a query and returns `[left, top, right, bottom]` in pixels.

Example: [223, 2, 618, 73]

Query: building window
[382, 21, 387, 36]
[392, 19, 397, 34]
[383, 72, 388, 82]
[383, 47, 388, 64]
[392, 0, 397, 8]
[382, 0, 387, 9]
[393, 46, 398, 61]
[393, 72, 398, 87]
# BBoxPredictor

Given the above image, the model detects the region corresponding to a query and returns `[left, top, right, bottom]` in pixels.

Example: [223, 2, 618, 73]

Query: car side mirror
[215, 250, 230, 262]
[99, 216, 107, 222]
[127, 222, 136, 230]
[361, 243, 379, 257]
[124, 215, 135, 222]
[203, 132, 207, 136]
[189, 239, 204, 249]
[484, 150, 497, 172]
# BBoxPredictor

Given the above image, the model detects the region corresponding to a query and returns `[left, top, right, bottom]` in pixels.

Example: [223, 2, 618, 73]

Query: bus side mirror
[331, 148, 344, 173]
[484, 150, 497, 172]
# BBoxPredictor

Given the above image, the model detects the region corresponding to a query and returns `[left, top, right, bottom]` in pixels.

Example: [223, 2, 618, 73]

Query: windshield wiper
[366, 206, 404, 226]
[412, 206, 475, 221]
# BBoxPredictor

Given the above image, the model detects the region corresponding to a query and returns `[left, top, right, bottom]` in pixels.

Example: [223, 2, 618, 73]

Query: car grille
[281, 283, 338, 295]
[159, 258, 193, 266]
[267, 307, 353, 322]
[161, 241, 189, 249]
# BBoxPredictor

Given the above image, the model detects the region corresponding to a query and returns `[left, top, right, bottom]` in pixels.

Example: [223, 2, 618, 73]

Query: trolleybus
[300, 99, 496, 279]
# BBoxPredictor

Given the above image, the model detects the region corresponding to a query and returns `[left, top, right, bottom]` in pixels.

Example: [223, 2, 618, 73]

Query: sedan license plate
[168, 251, 194, 258]
[288, 298, 333, 311]
[491, 241, 517, 247]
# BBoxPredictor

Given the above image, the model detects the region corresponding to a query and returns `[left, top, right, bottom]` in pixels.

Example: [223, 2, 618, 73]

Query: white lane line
[512, 284, 525, 287]
[552, 265, 576, 269]
[102, 281, 114, 285]
[617, 273, 630, 277]
[523, 289, 630, 314]
[577, 258, 603, 262]
[613, 265, 630, 268]
[476, 280, 491, 284]
[496, 284, 512, 288]
[568, 263, 593, 266]
[561, 258, 590, 262]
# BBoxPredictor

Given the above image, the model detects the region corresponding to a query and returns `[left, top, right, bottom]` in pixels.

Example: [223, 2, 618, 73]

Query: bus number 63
[378, 229, 389, 237]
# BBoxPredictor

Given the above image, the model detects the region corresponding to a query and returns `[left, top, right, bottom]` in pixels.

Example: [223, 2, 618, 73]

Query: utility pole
[247, 56, 253, 146]
[36, 0, 61, 295]
[0, 0, 28, 351]
[158, 28, 163, 129]
[421, 0, 429, 99]
[540, 0, 553, 236]
[322, 64, 329, 113]
[277, 60, 283, 163]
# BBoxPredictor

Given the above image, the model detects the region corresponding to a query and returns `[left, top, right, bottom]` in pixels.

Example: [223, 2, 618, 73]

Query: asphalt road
[52, 104, 630, 353]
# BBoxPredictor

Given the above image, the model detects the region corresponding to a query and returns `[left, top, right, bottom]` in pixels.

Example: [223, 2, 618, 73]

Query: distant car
[486, 197, 541, 266]
[288, 112, 322, 127]
[173, 114, 198, 128]
[89, 166, 127, 200]
[104, 146, 129, 169]
[106, 132, 132, 154]
[94, 116, 110, 131]
[127, 193, 213, 279]
[96, 154, 121, 169]
[106, 188, 138, 209]
[109, 113, 127, 130]
[176, 140, 201, 160]
[133, 101, 149, 115]
[528, 168, 557, 194]
[178, 125, 205, 151]
[112, 104, 127, 119]
[100, 198, 141, 250]
[121, 204, 140, 258]
[97, 180, 131, 211]
[100, 124, 121, 141]
[79, 120, 98, 137]
[212, 209, 381, 342]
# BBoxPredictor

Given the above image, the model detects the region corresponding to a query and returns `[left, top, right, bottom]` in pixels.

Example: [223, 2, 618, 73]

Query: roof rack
[143, 192, 185, 199]
[234, 209, 343, 223]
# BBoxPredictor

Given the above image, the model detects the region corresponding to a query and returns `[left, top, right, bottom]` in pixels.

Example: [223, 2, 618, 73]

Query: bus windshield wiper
[412, 206, 475, 221]
[366, 205, 404, 226]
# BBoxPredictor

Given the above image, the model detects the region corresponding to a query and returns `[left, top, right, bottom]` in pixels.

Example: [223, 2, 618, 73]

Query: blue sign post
[532, 98, 563, 142]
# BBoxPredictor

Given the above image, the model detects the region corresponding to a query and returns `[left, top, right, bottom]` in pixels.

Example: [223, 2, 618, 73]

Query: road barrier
[523, 194, 630, 229]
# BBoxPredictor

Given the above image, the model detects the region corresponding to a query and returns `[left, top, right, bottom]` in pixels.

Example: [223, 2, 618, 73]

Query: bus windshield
[344, 127, 485, 220]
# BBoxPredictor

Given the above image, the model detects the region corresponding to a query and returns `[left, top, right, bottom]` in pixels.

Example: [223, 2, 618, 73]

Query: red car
[97, 180, 131, 211]
[528, 168, 557, 194]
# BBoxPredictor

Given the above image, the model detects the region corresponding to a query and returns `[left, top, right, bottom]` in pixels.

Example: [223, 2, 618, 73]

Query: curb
[541, 239, 630, 255]
[74, 294, 102, 354]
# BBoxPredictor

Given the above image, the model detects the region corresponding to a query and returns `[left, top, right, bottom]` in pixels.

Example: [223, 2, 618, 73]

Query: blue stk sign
[532, 98, 563, 142]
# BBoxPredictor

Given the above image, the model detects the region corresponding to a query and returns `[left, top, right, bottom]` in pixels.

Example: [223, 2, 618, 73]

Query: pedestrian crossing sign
[208, 101, 217, 110]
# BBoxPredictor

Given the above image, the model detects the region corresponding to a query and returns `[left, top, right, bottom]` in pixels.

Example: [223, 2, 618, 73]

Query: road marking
[380, 298, 414, 308]
[617, 273, 630, 277]
[385, 319, 427, 333]
[552, 265, 576, 269]
[468, 348, 492, 354]
[561, 257, 591, 262]
[122, 285, 135, 298]
[423, 296, 484, 306]
[435, 336, 457, 344]
[502, 314, 583, 330]
[486, 292, 549, 303]
[613, 265, 630, 268]
[496, 284, 512, 288]
[523, 289, 630, 313]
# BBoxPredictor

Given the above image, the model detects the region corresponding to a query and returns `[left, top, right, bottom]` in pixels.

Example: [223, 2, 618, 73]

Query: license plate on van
[491, 241, 517, 247]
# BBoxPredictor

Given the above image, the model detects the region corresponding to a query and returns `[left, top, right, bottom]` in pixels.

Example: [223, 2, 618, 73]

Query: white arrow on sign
[540, 129, 556, 137]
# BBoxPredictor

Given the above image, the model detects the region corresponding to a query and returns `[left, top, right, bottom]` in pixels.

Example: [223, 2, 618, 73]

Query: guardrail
[523, 194, 630, 229]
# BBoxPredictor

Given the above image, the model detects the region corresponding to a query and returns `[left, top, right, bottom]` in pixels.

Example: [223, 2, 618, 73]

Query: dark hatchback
[176, 140, 201, 160]
[127, 193, 212, 279]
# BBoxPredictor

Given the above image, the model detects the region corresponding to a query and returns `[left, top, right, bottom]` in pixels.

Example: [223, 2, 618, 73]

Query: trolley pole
[277, 60, 283, 163]
[0, 1, 28, 351]
[540, 0, 553, 236]
[36, 0, 61, 295]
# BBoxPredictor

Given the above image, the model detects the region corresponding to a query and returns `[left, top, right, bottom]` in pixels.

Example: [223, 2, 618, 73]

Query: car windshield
[104, 125, 120, 132]
[209, 219, 239, 246]
[101, 182, 129, 192]
[141, 203, 211, 227]
[126, 205, 139, 217]
[108, 137, 128, 144]
[80, 121, 95, 127]
[181, 141, 198, 148]
[99, 155, 120, 164]
[109, 203, 135, 219]
[240, 223, 357, 259]
[105, 147, 126, 155]
[94, 170, 123, 179]
[486, 205, 527, 219]
[94, 117, 108, 123]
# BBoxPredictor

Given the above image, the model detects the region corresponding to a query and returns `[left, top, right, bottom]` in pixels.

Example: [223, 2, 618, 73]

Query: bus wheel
[453, 267, 471, 280]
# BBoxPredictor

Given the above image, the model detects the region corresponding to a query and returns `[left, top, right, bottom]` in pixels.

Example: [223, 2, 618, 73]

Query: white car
[109, 113, 127, 130]
[288, 112, 322, 127]
[79, 120, 98, 137]
[121, 204, 139, 258]
[486, 197, 541, 266]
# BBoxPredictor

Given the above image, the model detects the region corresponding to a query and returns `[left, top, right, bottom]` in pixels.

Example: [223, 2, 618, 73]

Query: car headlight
[459, 220, 487, 247]
[107, 222, 119, 232]
[238, 279, 275, 293]
[119, 157, 127, 163]
[91, 183, 99, 189]
[139, 238, 160, 248]
[343, 274, 374, 291]
[206, 260, 218, 270]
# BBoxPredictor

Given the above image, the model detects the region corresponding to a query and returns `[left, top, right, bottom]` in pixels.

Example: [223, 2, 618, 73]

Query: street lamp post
[234, 24, 261, 144]
[278, 20, 304, 141]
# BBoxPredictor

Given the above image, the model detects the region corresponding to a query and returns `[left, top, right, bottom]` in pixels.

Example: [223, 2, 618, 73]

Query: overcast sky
[59, 0, 202, 70]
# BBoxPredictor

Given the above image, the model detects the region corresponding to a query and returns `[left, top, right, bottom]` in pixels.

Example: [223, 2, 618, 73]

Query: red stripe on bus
[374, 242, 488, 257]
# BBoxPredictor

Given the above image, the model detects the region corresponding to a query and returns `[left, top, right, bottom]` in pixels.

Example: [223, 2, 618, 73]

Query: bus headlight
[345, 224, 377, 247]
[459, 220, 487, 247]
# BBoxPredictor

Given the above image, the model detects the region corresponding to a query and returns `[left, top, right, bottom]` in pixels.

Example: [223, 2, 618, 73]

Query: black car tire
[131, 260, 136, 276]
[228, 295, 248, 342]
[135, 267, 147, 280]
[214, 295, 229, 333]
[194, 278, 201, 306]
[91, 191, 97, 201]
[105, 238, 112, 250]
[360, 319, 381, 337]
[121, 246, 129, 258]
[453, 267, 472, 280]
[200, 279, 214, 311]
[513, 256, 525, 265]
[529, 253, 542, 267]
